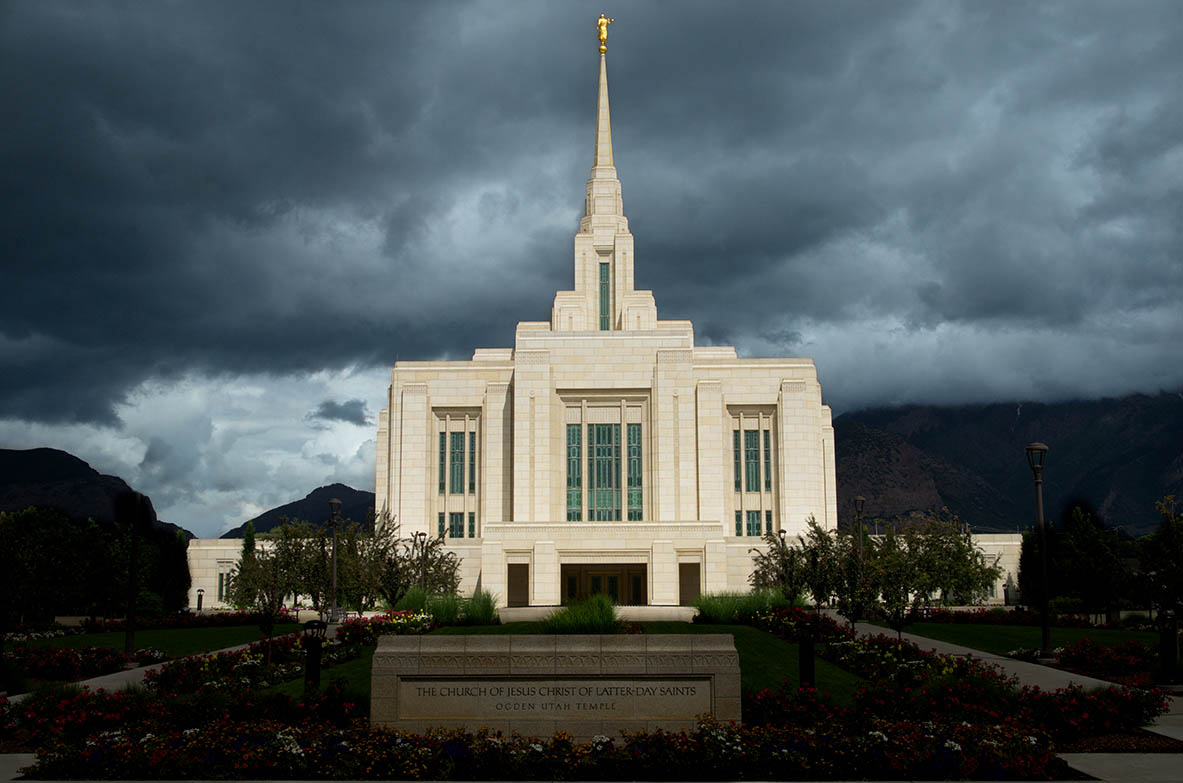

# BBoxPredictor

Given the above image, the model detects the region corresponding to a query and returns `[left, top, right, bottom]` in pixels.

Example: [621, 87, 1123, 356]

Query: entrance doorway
[561, 564, 647, 605]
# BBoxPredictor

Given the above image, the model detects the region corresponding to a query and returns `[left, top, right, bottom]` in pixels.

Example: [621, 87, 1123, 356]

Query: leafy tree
[908, 510, 1001, 608]
[799, 518, 839, 613]
[874, 526, 916, 638]
[749, 530, 806, 602]
[229, 520, 258, 609]
[1019, 503, 1134, 618]
[833, 524, 877, 627]
[1146, 496, 1183, 614]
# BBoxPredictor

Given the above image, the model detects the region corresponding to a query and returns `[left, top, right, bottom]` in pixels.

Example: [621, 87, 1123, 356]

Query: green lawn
[890, 622, 1158, 656]
[270, 645, 376, 712]
[434, 621, 862, 704]
[270, 621, 864, 709]
[22, 624, 301, 658]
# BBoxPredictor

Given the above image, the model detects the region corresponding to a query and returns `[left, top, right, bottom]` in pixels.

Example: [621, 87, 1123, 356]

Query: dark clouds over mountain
[2, 1, 1181, 536]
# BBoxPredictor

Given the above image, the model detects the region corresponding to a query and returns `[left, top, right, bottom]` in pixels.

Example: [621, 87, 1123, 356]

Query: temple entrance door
[560, 564, 647, 605]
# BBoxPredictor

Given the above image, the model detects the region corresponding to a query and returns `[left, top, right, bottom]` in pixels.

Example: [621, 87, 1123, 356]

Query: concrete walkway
[853, 623, 1183, 781]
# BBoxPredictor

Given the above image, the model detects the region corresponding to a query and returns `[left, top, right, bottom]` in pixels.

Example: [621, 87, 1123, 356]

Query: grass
[693, 589, 798, 624]
[642, 622, 862, 704]
[887, 622, 1159, 656]
[539, 594, 620, 634]
[21, 624, 301, 658]
[433, 620, 862, 704]
[269, 645, 376, 712]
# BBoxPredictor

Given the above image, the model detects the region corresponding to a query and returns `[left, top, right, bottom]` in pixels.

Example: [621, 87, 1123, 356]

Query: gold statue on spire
[597, 13, 613, 54]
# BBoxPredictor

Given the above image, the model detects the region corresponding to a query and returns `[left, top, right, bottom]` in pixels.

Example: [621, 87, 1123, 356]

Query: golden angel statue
[597, 13, 613, 53]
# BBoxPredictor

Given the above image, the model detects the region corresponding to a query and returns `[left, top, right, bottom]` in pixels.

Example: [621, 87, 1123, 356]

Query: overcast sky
[3, 1, 1181, 537]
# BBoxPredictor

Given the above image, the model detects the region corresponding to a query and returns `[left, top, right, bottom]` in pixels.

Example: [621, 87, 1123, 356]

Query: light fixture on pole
[328, 498, 342, 624]
[414, 530, 428, 589]
[1025, 442, 1051, 660]
[854, 495, 866, 562]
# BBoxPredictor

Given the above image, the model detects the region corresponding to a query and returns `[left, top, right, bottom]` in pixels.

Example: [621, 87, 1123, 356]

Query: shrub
[394, 586, 428, 612]
[425, 593, 463, 626]
[540, 594, 621, 634]
[463, 588, 499, 626]
[693, 589, 795, 624]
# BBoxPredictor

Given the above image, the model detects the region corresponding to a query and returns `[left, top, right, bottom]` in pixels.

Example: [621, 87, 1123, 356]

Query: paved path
[853, 623, 1183, 781]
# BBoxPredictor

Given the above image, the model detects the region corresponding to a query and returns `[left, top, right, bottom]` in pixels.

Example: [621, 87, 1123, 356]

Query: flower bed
[1007, 637, 1159, 687]
[4, 645, 129, 682]
[909, 607, 1154, 630]
[27, 717, 1065, 780]
[334, 611, 433, 646]
[752, 607, 1169, 746]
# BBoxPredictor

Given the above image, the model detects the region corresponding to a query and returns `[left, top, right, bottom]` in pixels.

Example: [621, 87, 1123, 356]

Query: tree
[874, 526, 916, 638]
[908, 510, 1001, 608]
[1146, 496, 1183, 614]
[227, 522, 302, 667]
[229, 520, 259, 609]
[799, 518, 839, 613]
[749, 530, 805, 602]
[833, 524, 877, 627]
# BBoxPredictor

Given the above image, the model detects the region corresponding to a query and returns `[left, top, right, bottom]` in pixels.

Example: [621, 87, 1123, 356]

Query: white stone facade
[373, 53, 837, 608]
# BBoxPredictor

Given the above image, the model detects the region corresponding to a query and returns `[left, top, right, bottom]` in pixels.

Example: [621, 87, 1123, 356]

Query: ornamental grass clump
[425, 593, 463, 626]
[693, 589, 796, 624]
[540, 594, 621, 634]
[462, 588, 499, 626]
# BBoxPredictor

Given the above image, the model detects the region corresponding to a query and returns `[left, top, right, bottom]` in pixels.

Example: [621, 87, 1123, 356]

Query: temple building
[373, 45, 837, 608]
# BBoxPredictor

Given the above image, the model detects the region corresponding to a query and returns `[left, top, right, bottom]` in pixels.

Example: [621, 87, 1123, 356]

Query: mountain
[219, 483, 376, 538]
[0, 447, 193, 538]
[835, 391, 1183, 536]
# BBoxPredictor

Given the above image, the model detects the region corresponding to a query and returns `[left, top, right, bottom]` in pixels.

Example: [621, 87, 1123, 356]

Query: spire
[594, 53, 613, 168]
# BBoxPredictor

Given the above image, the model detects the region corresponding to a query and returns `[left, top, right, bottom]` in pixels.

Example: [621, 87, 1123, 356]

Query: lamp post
[196, 588, 204, 612]
[854, 495, 866, 562]
[414, 531, 428, 590]
[328, 498, 342, 624]
[1025, 442, 1051, 660]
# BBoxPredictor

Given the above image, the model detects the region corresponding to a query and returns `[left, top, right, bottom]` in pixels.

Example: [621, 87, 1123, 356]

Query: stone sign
[371, 635, 740, 740]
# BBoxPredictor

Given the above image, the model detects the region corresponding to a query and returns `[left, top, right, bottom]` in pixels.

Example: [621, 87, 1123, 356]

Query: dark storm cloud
[309, 399, 371, 427]
[3, 0, 1182, 427]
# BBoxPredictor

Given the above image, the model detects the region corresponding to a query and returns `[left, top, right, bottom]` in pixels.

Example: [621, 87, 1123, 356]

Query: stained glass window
[744, 430, 760, 493]
[589, 423, 621, 521]
[438, 432, 446, 493]
[627, 423, 642, 521]
[599, 263, 610, 330]
[449, 512, 464, 538]
[468, 432, 476, 493]
[566, 424, 582, 521]
[450, 432, 465, 494]
[746, 510, 762, 537]
[733, 430, 741, 492]
[763, 429, 772, 492]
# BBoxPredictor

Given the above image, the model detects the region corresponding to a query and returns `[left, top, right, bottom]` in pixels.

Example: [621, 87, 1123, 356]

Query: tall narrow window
[437, 512, 445, 537]
[449, 512, 464, 538]
[468, 432, 476, 493]
[744, 430, 760, 492]
[627, 423, 642, 521]
[735, 511, 742, 536]
[588, 423, 621, 520]
[746, 510, 762, 537]
[599, 262, 610, 330]
[438, 432, 446, 493]
[217, 572, 225, 602]
[449, 432, 465, 494]
[468, 512, 475, 538]
[765, 510, 773, 535]
[763, 430, 772, 492]
[566, 424, 582, 521]
[732, 430, 741, 492]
